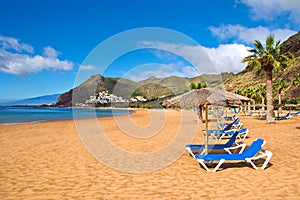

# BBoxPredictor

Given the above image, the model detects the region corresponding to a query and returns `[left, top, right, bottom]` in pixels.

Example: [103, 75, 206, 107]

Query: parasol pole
[204, 102, 209, 154]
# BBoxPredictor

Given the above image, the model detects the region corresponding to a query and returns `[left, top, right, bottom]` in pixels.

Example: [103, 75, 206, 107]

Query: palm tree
[257, 84, 266, 111]
[273, 78, 287, 114]
[250, 88, 260, 111]
[242, 87, 253, 112]
[234, 89, 242, 95]
[242, 35, 293, 123]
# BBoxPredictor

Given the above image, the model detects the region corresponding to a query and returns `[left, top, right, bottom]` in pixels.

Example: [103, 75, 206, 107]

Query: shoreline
[0, 107, 137, 126]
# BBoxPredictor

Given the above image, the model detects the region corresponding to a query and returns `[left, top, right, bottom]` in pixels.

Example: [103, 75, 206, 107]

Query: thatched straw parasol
[163, 88, 251, 154]
[163, 88, 251, 123]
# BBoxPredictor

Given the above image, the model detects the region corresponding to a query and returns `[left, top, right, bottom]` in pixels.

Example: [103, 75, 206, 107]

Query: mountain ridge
[56, 73, 233, 107]
[56, 31, 300, 107]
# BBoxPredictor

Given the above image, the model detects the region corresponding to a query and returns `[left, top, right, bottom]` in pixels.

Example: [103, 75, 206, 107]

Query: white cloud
[209, 24, 297, 44]
[0, 50, 73, 76]
[0, 35, 34, 53]
[203, 43, 250, 73]
[237, 0, 300, 23]
[43, 46, 61, 58]
[139, 41, 251, 74]
[0, 35, 73, 76]
[79, 65, 96, 71]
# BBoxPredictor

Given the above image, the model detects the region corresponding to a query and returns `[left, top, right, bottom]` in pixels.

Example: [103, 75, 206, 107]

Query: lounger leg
[242, 131, 248, 139]
[213, 159, 225, 172]
[239, 143, 246, 154]
[246, 160, 258, 170]
[186, 147, 196, 159]
[212, 134, 218, 140]
[197, 159, 210, 172]
[246, 149, 273, 170]
[196, 159, 225, 172]
[200, 149, 206, 155]
[261, 150, 273, 170]
[219, 134, 225, 140]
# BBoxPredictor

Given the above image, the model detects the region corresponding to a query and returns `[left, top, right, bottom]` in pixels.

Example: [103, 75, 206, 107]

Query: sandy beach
[1, 109, 300, 199]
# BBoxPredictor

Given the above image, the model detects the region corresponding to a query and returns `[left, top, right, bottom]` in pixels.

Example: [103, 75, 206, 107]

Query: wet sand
[1, 109, 299, 199]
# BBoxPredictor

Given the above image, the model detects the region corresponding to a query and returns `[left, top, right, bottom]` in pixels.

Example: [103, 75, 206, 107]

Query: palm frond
[254, 40, 264, 54]
[266, 35, 275, 52]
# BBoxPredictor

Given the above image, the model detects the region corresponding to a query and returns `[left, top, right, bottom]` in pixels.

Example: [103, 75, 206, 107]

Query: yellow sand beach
[1, 109, 299, 199]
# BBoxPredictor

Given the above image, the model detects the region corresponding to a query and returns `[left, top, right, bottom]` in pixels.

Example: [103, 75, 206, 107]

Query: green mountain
[56, 74, 232, 107]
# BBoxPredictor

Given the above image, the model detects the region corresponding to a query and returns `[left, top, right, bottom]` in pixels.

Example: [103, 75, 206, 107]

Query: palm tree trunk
[266, 69, 275, 123]
[278, 93, 282, 114]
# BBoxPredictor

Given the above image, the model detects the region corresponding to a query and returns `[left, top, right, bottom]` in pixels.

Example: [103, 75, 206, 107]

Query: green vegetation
[190, 82, 207, 89]
[292, 73, 300, 86]
[241, 35, 294, 123]
[273, 78, 288, 113]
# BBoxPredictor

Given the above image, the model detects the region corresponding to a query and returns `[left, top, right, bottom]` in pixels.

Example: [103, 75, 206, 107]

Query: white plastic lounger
[202, 128, 248, 140]
[186, 132, 246, 158]
[194, 138, 273, 172]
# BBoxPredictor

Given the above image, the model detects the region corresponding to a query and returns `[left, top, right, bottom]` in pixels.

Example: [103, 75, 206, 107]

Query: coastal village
[78, 90, 147, 107]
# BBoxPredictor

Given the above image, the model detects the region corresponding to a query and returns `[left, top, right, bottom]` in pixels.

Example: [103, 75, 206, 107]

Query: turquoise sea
[0, 106, 133, 125]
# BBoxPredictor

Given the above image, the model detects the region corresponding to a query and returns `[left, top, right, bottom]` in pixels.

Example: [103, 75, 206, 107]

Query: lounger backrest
[237, 128, 247, 134]
[241, 138, 265, 158]
[224, 132, 239, 147]
[233, 119, 240, 125]
[224, 118, 238, 131]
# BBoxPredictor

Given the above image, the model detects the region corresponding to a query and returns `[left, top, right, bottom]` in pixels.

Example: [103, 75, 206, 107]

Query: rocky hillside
[56, 73, 233, 107]
[223, 31, 300, 101]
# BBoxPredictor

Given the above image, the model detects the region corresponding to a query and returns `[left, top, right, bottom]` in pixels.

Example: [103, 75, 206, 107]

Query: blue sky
[0, 0, 299, 99]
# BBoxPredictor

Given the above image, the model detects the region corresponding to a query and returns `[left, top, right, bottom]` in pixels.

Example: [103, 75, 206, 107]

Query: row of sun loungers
[275, 112, 293, 120]
[242, 112, 254, 116]
[257, 112, 295, 120]
[203, 118, 248, 140]
[186, 116, 273, 172]
[202, 128, 248, 140]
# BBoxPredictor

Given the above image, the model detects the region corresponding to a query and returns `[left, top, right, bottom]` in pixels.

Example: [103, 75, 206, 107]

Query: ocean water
[0, 106, 133, 125]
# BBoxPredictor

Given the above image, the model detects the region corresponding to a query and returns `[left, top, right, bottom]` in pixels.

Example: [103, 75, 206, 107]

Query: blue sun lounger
[186, 132, 246, 158]
[257, 113, 267, 119]
[242, 112, 254, 116]
[195, 138, 273, 172]
[223, 114, 237, 121]
[218, 118, 242, 130]
[275, 112, 292, 120]
[202, 128, 249, 140]
[292, 111, 300, 116]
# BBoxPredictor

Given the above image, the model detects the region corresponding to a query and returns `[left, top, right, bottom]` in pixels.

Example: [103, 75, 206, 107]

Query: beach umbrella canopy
[163, 88, 251, 108]
[163, 88, 251, 154]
